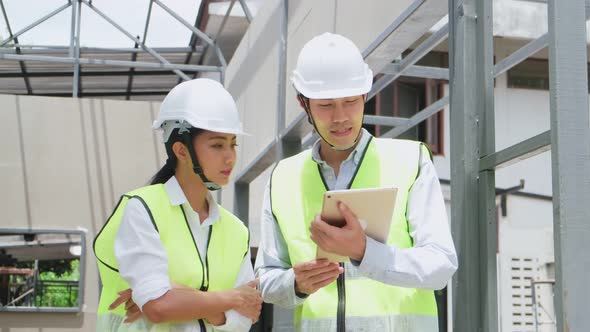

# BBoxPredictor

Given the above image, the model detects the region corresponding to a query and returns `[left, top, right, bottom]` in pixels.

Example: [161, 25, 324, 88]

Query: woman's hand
[231, 280, 263, 323]
[109, 288, 143, 323]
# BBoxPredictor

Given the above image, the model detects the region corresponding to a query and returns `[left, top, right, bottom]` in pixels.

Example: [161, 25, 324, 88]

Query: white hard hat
[291, 32, 373, 99]
[153, 78, 248, 142]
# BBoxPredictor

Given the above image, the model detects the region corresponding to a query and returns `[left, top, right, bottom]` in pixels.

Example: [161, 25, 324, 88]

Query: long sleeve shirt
[115, 176, 253, 332]
[254, 129, 458, 308]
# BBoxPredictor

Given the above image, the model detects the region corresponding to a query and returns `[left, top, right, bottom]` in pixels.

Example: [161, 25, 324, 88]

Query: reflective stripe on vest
[94, 184, 249, 331]
[270, 138, 438, 331]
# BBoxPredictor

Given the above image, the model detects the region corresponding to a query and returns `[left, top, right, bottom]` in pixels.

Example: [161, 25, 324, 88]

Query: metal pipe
[73, 0, 82, 97]
[0, 0, 32, 94]
[363, 0, 425, 58]
[142, 0, 154, 44]
[81, 0, 190, 81]
[152, 0, 226, 70]
[494, 33, 548, 77]
[215, 0, 238, 40]
[547, 0, 590, 330]
[0, 2, 71, 47]
[152, 0, 215, 47]
[381, 96, 449, 138]
[0, 53, 222, 71]
[0, 46, 205, 54]
[368, 23, 449, 100]
[380, 64, 449, 80]
[479, 130, 550, 171]
[69, 0, 76, 57]
[238, 0, 253, 23]
[363, 115, 410, 127]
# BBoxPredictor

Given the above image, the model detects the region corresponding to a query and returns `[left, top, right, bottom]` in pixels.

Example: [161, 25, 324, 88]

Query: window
[507, 58, 590, 92]
[507, 58, 550, 90]
[366, 51, 447, 155]
[0, 230, 85, 312]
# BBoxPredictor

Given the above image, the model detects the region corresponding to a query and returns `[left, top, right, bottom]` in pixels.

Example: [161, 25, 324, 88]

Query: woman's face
[192, 131, 237, 186]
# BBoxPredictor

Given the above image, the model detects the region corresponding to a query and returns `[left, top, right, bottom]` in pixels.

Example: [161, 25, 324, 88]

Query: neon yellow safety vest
[93, 184, 249, 332]
[270, 137, 438, 331]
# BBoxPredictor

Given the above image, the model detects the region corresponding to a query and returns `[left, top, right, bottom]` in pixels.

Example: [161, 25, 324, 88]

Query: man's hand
[310, 202, 367, 261]
[293, 259, 343, 295]
[108, 288, 142, 323]
[231, 280, 263, 323]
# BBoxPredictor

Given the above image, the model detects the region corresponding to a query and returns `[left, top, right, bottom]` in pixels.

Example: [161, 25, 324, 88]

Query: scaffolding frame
[0, 0, 254, 97]
[232, 0, 590, 331]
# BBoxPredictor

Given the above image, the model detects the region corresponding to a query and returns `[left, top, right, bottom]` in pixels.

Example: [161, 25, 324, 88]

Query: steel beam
[126, 40, 140, 100]
[0, 70, 193, 78]
[33, 90, 169, 97]
[0, 0, 32, 94]
[0, 46, 204, 54]
[234, 139, 279, 185]
[368, 23, 449, 100]
[234, 112, 310, 185]
[0, 2, 71, 47]
[152, 0, 226, 70]
[494, 33, 548, 77]
[73, 0, 82, 97]
[276, 0, 288, 151]
[479, 130, 551, 171]
[152, 0, 215, 47]
[142, 0, 154, 44]
[183, 0, 208, 80]
[547, 1, 590, 331]
[238, 0, 253, 23]
[0, 53, 221, 71]
[449, 0, 497, 332]
[81, 0, 190, 81]
[215, 0, 238, 40]
[69, 0, 76, 57]
[234, 182, 249, 224]
[380, 63, 449, 80]
[382, 96, 449, 138]
[363, 115, 411, 127]
[363, 0, 426, 71]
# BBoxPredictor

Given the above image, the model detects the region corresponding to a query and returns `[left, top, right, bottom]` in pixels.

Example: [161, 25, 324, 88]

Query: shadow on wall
[0, 94, 165, 332]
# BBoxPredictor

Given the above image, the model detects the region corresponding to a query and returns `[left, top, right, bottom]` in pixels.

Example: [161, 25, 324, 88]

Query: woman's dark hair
[149, 127, 204, 185]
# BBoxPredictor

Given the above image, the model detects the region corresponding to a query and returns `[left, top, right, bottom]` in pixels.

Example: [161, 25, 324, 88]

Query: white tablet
[316, 187, 398, 262]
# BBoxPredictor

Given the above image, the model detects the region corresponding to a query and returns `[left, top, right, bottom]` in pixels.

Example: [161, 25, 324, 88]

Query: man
[255, 32, 457, 331]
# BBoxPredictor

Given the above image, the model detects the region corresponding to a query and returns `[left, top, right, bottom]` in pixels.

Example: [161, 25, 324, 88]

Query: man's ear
[172, 141, 188, 161]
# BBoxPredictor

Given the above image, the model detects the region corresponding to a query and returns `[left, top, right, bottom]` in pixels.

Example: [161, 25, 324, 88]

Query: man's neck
[318, 140, 356, 177]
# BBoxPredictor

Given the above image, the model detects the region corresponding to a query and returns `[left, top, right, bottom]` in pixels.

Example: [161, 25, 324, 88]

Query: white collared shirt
[254, 129, 458, 308]
[115, 176, 253, 331]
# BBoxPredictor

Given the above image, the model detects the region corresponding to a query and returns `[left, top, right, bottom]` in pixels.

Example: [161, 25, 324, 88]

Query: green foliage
[35, 260, 80, 307]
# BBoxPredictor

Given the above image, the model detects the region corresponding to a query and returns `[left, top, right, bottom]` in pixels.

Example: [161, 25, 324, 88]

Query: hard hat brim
[291, 68, 373, 99]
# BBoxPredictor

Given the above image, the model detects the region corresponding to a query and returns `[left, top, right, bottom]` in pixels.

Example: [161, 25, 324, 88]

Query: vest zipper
[180, 205, 210, 332]
[337, 262, 346, 332]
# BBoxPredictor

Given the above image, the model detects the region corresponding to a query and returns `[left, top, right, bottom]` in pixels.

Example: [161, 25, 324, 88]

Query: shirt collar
[164, 176, 220, 225]
[311, 128, 372, 166]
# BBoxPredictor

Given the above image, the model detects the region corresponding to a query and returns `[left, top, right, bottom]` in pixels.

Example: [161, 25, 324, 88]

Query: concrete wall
[494, 0, 590, 42]
[0, 94, 164, 331]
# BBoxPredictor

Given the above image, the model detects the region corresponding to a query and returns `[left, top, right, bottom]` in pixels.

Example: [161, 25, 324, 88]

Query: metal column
[449, 0, 497, 332]
[547, 0, 590, 331]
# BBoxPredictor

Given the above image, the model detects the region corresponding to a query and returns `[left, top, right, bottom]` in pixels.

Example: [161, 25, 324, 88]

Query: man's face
[307, 95, 364, 149]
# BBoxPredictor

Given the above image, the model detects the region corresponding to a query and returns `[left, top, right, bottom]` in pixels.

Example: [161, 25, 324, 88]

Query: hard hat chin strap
[181, 131, 221, 191]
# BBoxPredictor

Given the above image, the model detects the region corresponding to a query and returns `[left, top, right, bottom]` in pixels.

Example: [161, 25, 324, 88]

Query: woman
[94, 78, 262, 331]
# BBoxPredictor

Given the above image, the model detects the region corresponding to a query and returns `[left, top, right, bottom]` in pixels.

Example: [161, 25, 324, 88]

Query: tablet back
[317, 187, 398, 262]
